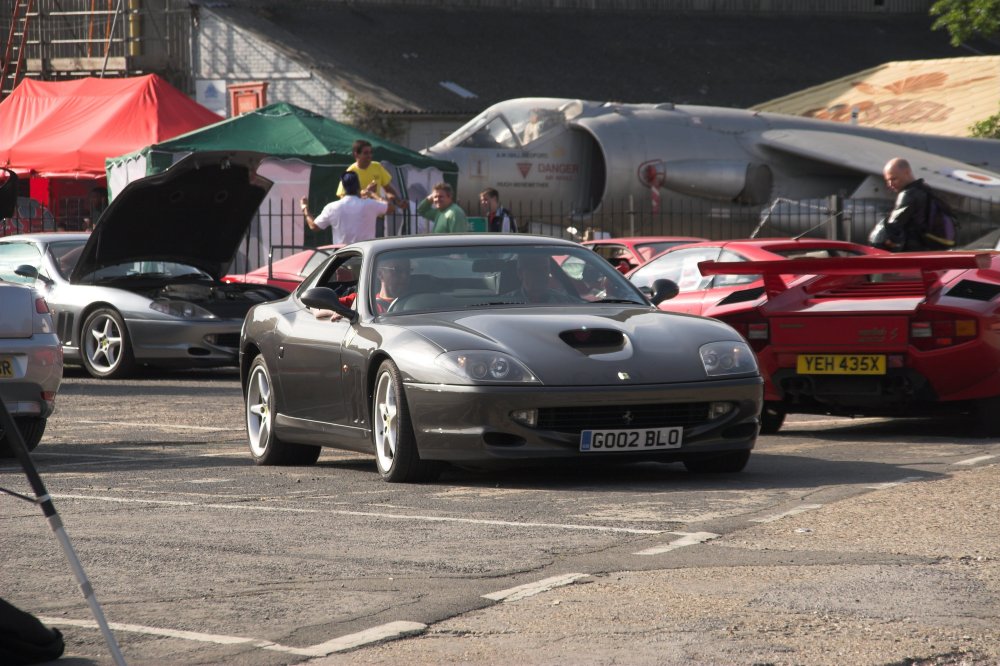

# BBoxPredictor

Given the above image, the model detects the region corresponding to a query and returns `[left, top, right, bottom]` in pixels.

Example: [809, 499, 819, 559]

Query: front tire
[245, 356, 320, 466]
[372, 360, 440, 483]
[0, 417, 47, 457]
[759, 401, 786, 435]
[81, 307, 135, 379]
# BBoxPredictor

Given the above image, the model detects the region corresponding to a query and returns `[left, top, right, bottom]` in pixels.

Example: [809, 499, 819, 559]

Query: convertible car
[0, 152, 288, 378]
[697, 251, 1000, 435]
[240, 235, 763, 482]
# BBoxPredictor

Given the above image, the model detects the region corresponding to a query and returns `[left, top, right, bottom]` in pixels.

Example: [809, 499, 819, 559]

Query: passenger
[505, 253, 577, 303]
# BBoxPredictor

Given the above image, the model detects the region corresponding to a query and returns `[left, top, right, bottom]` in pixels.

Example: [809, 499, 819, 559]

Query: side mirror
[650, 278, 680, 305]
[300, 287, 359, 323]
[14, 264, 54, 286]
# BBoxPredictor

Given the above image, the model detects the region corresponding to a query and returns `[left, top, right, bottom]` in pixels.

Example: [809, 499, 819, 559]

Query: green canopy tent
[106, 102, 459, 270]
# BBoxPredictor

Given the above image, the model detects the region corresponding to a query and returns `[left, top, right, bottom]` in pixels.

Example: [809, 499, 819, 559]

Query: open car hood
[71, 151, 272, 282]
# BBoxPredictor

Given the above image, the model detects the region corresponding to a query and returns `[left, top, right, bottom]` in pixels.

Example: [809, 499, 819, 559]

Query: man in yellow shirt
[337, 140, 404, 205]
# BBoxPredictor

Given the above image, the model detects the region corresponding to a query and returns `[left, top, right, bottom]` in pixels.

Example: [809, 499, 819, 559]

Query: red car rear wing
[699, 252, 997, 298]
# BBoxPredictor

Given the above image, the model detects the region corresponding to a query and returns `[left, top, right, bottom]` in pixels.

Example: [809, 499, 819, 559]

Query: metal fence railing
[227, 194, 1000, 274]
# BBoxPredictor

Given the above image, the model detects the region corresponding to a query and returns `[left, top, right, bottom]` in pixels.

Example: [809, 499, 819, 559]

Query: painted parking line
[483, 573, 590, 602]
[633, 531, 720, 555]
[953, 454, 997, 466]
[50, 493, 665, 535]
[38, 617, 426, 657]
[749, 504, 823, 523]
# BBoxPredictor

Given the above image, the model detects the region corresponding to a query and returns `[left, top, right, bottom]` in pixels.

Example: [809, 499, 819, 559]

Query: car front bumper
[404, 376, 762, 463]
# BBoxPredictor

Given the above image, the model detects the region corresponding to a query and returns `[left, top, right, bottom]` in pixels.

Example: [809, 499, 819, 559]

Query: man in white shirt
[300, 172, 394, 244]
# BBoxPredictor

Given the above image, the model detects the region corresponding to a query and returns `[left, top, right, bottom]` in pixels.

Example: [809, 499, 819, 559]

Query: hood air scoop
[559, 328, 625, 354]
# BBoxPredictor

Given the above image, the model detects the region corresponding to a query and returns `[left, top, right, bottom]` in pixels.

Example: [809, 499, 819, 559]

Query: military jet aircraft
[423, 97, 1000, 237]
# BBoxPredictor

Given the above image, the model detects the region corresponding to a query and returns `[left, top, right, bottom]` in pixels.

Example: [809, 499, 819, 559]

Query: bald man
[880, 158, 933, 251]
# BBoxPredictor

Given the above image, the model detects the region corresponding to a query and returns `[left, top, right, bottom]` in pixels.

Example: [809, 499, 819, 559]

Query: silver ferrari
[240, 234, 763, 482]
[0, 153, 288, 379]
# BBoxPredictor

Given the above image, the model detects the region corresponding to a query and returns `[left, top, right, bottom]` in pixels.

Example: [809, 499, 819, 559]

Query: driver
[372, 257, 411, 312]
[314, 257, 411, 320]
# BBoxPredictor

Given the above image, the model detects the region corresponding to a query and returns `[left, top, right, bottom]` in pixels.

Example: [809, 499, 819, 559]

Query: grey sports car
[240, 234, 763, 482]
[0, 152, 288, 378]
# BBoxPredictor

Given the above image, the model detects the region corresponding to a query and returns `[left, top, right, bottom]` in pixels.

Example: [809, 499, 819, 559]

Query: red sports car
[582, 236, 706, 274]
[223, 244, 342, 292]
[629, 238, 887, 316]
[697, 251, 1000, 435]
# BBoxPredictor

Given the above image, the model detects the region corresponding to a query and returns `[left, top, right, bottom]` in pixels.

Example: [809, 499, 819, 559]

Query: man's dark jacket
[884, 179, 932, 251]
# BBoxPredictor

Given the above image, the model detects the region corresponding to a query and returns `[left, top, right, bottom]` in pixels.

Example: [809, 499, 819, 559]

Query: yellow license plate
[797, 354, 886, 375]
[0, 355, 15, 378]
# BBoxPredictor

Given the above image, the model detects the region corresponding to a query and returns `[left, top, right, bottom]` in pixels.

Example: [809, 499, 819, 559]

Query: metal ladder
[1, 0, 36, 101]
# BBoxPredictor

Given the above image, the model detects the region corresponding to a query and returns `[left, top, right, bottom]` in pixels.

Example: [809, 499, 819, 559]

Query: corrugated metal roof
[751, 56, 1000, 137]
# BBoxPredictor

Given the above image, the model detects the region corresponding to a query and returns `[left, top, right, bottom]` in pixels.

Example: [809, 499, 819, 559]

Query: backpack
[921, 188, 958, 250]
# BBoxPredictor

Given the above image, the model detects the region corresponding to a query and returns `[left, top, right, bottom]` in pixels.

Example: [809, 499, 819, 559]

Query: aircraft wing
[759, 129, 1000, 200]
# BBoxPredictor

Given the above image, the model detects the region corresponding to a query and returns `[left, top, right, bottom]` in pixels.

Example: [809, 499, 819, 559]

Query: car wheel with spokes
[372, 359, 441, 483]
[80, 307, 135, 379]
[245, 356, 320, 466]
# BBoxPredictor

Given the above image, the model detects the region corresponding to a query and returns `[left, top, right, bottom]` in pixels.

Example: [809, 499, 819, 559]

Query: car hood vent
[559, 328, 625, 353]
[946, 279, 1000, 302]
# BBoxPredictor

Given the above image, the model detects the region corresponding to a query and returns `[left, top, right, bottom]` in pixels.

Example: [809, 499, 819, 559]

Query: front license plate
[797, 354, 886, 375]
[580, 427, 683, 452]
[0, 355, 16, 378]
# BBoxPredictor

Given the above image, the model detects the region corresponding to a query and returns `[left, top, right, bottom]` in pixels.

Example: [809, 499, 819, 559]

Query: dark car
[240, 234, 763, 482]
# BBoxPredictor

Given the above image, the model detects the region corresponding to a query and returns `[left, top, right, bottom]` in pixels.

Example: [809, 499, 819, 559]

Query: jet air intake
[639, 159, 773, 205]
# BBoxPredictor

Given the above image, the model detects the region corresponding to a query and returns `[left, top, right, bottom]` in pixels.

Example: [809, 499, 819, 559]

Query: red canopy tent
[0, 74, 221, 178]
[0, 75, 221, 231]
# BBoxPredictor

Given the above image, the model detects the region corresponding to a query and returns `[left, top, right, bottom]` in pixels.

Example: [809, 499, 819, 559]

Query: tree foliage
[970, 114, 1000, 139]
[343, 95, 403, 143]
[931, 1, 1000, 137]
[930, 0, 1000, 46]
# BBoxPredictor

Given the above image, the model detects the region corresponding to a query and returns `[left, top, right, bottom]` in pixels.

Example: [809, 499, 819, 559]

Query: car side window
[0, 242, 42, 284]
[711, 250, 759, 287]
[305, 253, 363, 297]
[630, 247, 720, 291]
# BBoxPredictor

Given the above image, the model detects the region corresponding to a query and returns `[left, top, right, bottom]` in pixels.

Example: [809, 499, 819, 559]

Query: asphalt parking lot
[1, 367, 998, 666]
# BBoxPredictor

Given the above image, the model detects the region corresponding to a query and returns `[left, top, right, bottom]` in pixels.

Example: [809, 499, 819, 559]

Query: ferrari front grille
[537, 402, 710, 434]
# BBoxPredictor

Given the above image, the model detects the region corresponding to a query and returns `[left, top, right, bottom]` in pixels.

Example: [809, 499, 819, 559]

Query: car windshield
[370, 244, 648, 315]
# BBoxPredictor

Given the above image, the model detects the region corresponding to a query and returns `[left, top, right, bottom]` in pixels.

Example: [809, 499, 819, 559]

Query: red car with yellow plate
[697, 252, 1000, 435]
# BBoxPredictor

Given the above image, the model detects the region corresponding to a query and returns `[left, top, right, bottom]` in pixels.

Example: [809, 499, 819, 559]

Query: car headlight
[699, 340, 758, 376]
[149, 298, 217, 319]
[436, 351, 539, 384]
